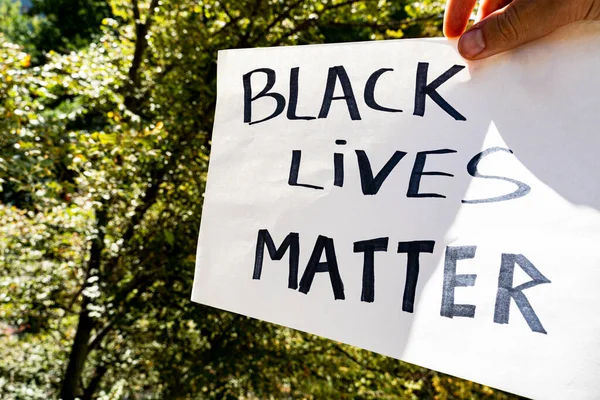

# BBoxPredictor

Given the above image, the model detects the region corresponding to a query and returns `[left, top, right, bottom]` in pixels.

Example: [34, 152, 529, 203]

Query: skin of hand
[444, 0, 600, 59]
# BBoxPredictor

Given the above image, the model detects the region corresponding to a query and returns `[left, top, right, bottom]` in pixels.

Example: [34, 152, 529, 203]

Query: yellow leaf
[98, 133, 117, 145]
[21, 55, 31, 68]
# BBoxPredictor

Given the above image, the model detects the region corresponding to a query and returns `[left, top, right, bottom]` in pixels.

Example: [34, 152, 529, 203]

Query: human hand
[444, 0, 600, 59]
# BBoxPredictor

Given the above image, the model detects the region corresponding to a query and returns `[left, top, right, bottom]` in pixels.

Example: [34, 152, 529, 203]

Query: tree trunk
[60, 300, 94, 400]
[61, 205, 107, 400]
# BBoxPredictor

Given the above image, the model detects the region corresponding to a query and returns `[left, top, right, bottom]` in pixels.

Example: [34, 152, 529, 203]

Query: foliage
[0, 0, 45, 58]
[30, 0, 113, 53]
[0, 1, 517, 399]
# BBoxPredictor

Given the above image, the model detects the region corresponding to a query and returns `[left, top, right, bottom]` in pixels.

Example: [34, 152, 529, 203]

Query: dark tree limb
[331, 343, 382, 373]
[81, 365, 108, 400]
[60, 202, 109, 400]
[125, 0, 161, 110]
[237, 0, 263, 47]
[321, 14, 442, 30]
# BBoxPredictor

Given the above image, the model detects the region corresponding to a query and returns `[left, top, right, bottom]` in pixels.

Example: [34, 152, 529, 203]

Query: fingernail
[459, 28, 486, 58]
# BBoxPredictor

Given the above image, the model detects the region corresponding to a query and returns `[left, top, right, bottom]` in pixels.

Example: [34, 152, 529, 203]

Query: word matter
[252, 229, 551, 334]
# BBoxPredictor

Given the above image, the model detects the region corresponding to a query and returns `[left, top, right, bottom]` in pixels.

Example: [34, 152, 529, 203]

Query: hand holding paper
[444, 0, 600, 59]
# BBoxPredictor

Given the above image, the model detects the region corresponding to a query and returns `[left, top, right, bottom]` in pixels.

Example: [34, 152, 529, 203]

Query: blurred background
[0, 0, 518, 398]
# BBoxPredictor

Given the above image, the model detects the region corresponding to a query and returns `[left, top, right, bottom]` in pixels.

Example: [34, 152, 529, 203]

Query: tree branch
[252, 0, 357, 46]
[120, 171, 163, 246]
[331, 343, 381, 373]
[87, 317, 118, 351]
[262, 0, 304, 34]
[126, 0, 161, 106]
[81, 364, 108, 400]
[220, 1, 235, 22]
[131, 0, 141, 22]
[87, 257, 162, 352]
[321, 14, 442, 30]
[237, 0, 263, 47]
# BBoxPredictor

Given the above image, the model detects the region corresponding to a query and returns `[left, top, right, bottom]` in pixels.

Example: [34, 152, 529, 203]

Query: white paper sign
[192, 22, 600, 399]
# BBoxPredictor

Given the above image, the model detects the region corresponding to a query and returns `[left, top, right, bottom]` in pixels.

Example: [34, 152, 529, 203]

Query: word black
[243, 63, 467, 125]
[253, 230, 551, 334]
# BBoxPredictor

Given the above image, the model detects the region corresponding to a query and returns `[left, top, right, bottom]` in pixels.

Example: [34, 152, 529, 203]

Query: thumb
[458, 0, 578, 59]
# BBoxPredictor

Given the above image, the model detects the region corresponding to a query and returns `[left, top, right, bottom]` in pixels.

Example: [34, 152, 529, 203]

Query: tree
[0, 0, 44, 59]
[30, 0, 113, 53]
[0, 1, 517, 399]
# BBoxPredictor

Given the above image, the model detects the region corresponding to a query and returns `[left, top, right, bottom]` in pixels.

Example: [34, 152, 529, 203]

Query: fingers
[444, 0, 478, 38]
[477, 0, 512, 20]
[458, 0, 579, 59]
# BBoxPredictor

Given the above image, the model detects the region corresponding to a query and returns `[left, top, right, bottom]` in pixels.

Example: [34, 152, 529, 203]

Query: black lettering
[397, 240, 435, 313]
[462, 147, 531, 204]
[353, 238, 389, 303]
[334, 153, 344, 187]
[364, 68, 402, 113]
[441, 246, 477, 318]
[494, 254, 551, 334]
[356, 150, 407, 195]
[243, 68, 286, 125]
[413, 62, 466, 121]
[287, 67, 316, 121]
[288, 150, 324, 190]
[334, 139, 346, 187]
[318, 66, 361, 121]
[299, 235, 345, 300]
[407, 149, 457, 198]
[253, 229, 300, 290]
